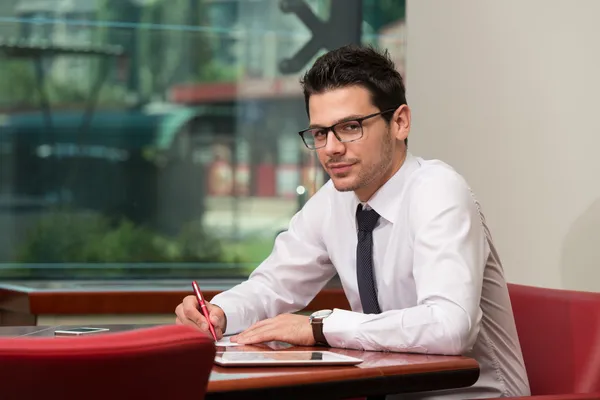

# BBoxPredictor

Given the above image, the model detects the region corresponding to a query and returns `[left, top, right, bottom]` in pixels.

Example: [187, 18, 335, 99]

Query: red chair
[0, 324, 216, 400]
[506, 283, 600, 399]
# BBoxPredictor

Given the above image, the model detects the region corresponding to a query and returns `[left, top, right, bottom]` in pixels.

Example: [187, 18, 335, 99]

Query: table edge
[208, 361, 480, 394]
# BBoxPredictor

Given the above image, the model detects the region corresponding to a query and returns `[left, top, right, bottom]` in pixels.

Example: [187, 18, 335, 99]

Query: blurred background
[0, 0, 406, 280]
[0, 0, 597, 293]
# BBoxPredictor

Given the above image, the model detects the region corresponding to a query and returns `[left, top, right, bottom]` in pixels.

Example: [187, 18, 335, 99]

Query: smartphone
[54, 327, 110, 336]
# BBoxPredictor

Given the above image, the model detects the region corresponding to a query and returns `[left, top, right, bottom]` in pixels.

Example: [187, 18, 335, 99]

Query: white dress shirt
[211, 152, 531, 399]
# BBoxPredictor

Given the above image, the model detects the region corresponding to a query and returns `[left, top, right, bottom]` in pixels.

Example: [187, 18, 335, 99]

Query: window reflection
[0, 0, 406, 279]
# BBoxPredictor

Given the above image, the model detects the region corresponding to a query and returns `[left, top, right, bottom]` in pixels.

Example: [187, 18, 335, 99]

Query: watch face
[311, 309, 333, 319]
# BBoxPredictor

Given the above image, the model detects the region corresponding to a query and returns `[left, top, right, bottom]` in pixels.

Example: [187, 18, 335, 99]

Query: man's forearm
[323, 303, 480, 355]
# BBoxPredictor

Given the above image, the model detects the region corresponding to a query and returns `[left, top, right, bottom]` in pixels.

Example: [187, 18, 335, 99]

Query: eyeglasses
[298, 108, 397, 150]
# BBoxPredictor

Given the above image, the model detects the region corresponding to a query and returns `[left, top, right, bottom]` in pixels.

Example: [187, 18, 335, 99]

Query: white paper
[215, 336, 242, 347]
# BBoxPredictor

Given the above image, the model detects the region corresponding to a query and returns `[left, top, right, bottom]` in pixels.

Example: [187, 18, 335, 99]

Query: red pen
[192, 280, 217, 341]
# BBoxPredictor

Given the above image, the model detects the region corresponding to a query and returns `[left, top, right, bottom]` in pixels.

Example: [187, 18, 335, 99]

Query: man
[175, 45, 530, 399]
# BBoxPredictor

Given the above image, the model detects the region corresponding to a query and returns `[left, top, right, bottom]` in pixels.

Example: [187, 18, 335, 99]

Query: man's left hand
[231, 314, 315, 346]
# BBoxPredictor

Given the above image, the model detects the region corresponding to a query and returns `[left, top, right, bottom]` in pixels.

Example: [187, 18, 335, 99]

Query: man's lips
[328, 162, 355, 174]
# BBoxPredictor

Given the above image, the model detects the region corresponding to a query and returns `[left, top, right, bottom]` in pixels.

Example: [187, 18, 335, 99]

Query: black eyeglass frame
[298, 108, 397, 150]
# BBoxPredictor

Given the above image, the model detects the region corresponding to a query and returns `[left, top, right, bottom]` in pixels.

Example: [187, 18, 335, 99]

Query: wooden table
[0, 324, 480, 399]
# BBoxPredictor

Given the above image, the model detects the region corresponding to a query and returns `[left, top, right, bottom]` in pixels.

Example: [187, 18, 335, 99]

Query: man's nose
[323, 131, 346, 156]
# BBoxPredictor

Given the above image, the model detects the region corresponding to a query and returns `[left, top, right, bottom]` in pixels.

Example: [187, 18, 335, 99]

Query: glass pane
[0, 0, 406, 280]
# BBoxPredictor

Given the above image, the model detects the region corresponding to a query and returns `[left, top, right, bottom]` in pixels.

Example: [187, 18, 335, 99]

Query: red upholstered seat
[0, 324, 215, 400]
[496, 283, 600, 399]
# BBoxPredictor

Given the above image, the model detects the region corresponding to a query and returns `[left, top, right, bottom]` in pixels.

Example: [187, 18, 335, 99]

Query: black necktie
[356, 204, 381, 314]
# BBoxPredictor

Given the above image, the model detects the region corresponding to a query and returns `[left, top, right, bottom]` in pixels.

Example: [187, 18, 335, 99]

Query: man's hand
[175, 295, 227, 340]
[231, 314, 315, 346]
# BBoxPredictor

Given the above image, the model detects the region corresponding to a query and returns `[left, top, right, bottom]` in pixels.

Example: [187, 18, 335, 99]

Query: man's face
[308, 86, 405, 200]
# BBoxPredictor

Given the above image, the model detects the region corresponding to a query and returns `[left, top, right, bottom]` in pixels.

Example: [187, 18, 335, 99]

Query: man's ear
[391, 104, 410, 142]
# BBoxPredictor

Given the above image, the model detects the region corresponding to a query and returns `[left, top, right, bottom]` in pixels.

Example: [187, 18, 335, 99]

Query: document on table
[215, 336, 241, 347]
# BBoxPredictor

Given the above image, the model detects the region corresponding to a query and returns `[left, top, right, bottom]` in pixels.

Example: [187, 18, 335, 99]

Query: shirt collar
[352, 152, 421, 223]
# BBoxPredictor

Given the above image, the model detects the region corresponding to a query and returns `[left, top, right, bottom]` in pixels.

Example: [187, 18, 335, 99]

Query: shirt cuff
[209, 295, 248, 335]
[322, 308, 367, 349]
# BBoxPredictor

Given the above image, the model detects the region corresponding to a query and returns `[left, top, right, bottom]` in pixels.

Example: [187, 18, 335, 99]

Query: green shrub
[15, 210, 226, 264]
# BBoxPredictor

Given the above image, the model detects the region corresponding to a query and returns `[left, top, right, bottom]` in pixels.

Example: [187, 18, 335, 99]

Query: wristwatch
[309, 309, 333, 346]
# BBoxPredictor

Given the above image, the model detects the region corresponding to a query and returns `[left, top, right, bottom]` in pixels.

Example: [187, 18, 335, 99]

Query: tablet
[214, 351, 363, 367]
[54, 327, 110, 336]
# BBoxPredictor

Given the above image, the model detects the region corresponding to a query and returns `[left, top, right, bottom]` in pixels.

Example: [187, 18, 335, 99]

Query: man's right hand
[175, 295, 227, 340]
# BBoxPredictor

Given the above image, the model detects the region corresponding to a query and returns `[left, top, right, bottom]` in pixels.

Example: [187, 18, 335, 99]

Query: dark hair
[300, 44, 407, 144]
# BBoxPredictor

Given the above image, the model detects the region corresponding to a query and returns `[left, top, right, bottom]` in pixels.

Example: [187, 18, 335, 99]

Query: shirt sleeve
[210, 184, 337, 335]
[323, 169, 488, 355]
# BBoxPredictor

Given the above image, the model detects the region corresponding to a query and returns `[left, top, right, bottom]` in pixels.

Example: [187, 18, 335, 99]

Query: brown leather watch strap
[311, 318, 329, 346]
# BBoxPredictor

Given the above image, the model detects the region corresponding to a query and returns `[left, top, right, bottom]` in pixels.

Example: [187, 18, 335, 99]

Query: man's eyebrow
[308, 114, 364, 129]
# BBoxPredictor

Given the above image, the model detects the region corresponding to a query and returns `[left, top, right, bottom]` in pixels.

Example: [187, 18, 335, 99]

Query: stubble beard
[333, 130, 395, 193]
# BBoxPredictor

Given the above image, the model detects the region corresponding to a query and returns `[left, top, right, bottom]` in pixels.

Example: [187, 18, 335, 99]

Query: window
[0, 0, 406, 280]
